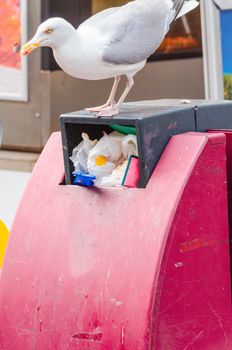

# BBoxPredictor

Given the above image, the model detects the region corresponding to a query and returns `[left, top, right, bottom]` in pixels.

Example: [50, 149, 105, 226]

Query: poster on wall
[0, 0, 28, 101]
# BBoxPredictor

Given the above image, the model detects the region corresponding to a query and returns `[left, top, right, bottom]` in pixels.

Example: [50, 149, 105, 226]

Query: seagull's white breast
[53, 27, 145, 81]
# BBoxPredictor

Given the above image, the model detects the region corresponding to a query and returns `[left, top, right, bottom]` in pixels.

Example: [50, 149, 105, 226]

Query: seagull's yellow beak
[20, 41, 40, 56]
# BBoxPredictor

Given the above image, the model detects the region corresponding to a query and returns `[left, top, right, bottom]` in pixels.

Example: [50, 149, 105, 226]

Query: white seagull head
[21, 17, 75, 56]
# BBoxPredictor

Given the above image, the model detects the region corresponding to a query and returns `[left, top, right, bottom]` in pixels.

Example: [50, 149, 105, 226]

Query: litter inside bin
[122, 156, 140, 188]
[73, 173, 96, 187]
[70, 133, 97, 174]
[70, 131, 138, 187]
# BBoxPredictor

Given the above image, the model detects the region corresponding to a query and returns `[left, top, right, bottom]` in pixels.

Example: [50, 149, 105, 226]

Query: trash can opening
[60, 107, 166, 189]
[66, 124, 140, 188]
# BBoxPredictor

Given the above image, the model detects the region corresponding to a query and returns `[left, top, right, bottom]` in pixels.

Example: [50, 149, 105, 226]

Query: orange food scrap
[95, 155, 108, 166]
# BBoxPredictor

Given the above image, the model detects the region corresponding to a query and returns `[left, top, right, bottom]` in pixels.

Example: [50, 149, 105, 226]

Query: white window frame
[200, 0, 232, 99]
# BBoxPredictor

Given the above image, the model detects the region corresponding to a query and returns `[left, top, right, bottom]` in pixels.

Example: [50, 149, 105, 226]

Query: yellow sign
[0, 220, 9, 268]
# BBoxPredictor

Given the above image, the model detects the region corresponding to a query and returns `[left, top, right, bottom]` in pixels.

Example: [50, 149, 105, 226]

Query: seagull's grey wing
[78, 7, 120, 31]
[172, 0, 185, 20]
[101, 0, 173, 65]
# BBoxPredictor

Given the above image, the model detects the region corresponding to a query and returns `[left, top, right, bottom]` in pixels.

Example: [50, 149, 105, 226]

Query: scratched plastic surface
[0, 132, 231, 349]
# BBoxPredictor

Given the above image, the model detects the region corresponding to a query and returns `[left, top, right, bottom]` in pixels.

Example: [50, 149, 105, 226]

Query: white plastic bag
[96, 160, 128, 187]
[121, 134, 138, 158]
[70, 133, 97, 173]
[87, 132, 125, 178]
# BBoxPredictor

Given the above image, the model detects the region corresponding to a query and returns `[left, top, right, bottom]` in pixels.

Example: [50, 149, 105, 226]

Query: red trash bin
[0, 131, 231, 349]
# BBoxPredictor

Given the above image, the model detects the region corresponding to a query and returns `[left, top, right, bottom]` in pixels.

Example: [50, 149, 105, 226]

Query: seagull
[21, 0, 199, 117]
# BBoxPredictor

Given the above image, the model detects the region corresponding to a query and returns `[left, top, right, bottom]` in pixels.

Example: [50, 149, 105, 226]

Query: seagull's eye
[45, 28, 53, 34]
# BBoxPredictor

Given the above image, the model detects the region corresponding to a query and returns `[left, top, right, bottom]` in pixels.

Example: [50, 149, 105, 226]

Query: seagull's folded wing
[99, 0, 173, 65]
[172, 0, 185, 20]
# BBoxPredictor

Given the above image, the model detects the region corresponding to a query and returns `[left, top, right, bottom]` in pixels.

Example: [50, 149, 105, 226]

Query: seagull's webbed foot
[96, 106, 120, 118]
[86, 101, 116, 113]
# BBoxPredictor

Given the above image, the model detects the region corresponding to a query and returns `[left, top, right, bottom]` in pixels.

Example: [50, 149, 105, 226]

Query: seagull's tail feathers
[175, 0, 199, 19]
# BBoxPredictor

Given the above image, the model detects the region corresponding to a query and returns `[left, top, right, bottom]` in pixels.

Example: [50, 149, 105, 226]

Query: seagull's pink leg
[97, 76, 134, 118]
[86, 76, 121, 113]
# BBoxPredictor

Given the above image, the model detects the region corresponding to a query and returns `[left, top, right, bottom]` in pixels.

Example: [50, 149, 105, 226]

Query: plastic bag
[87, 132, 125, 178]
[88, 132, 138, 186]
[121, 134, 138, 159]
[96, 160, 128, 187]
[70, 133, 97, 173]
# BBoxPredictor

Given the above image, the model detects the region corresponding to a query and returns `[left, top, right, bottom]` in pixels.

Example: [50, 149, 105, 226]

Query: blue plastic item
[73, 172, 96, 187]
